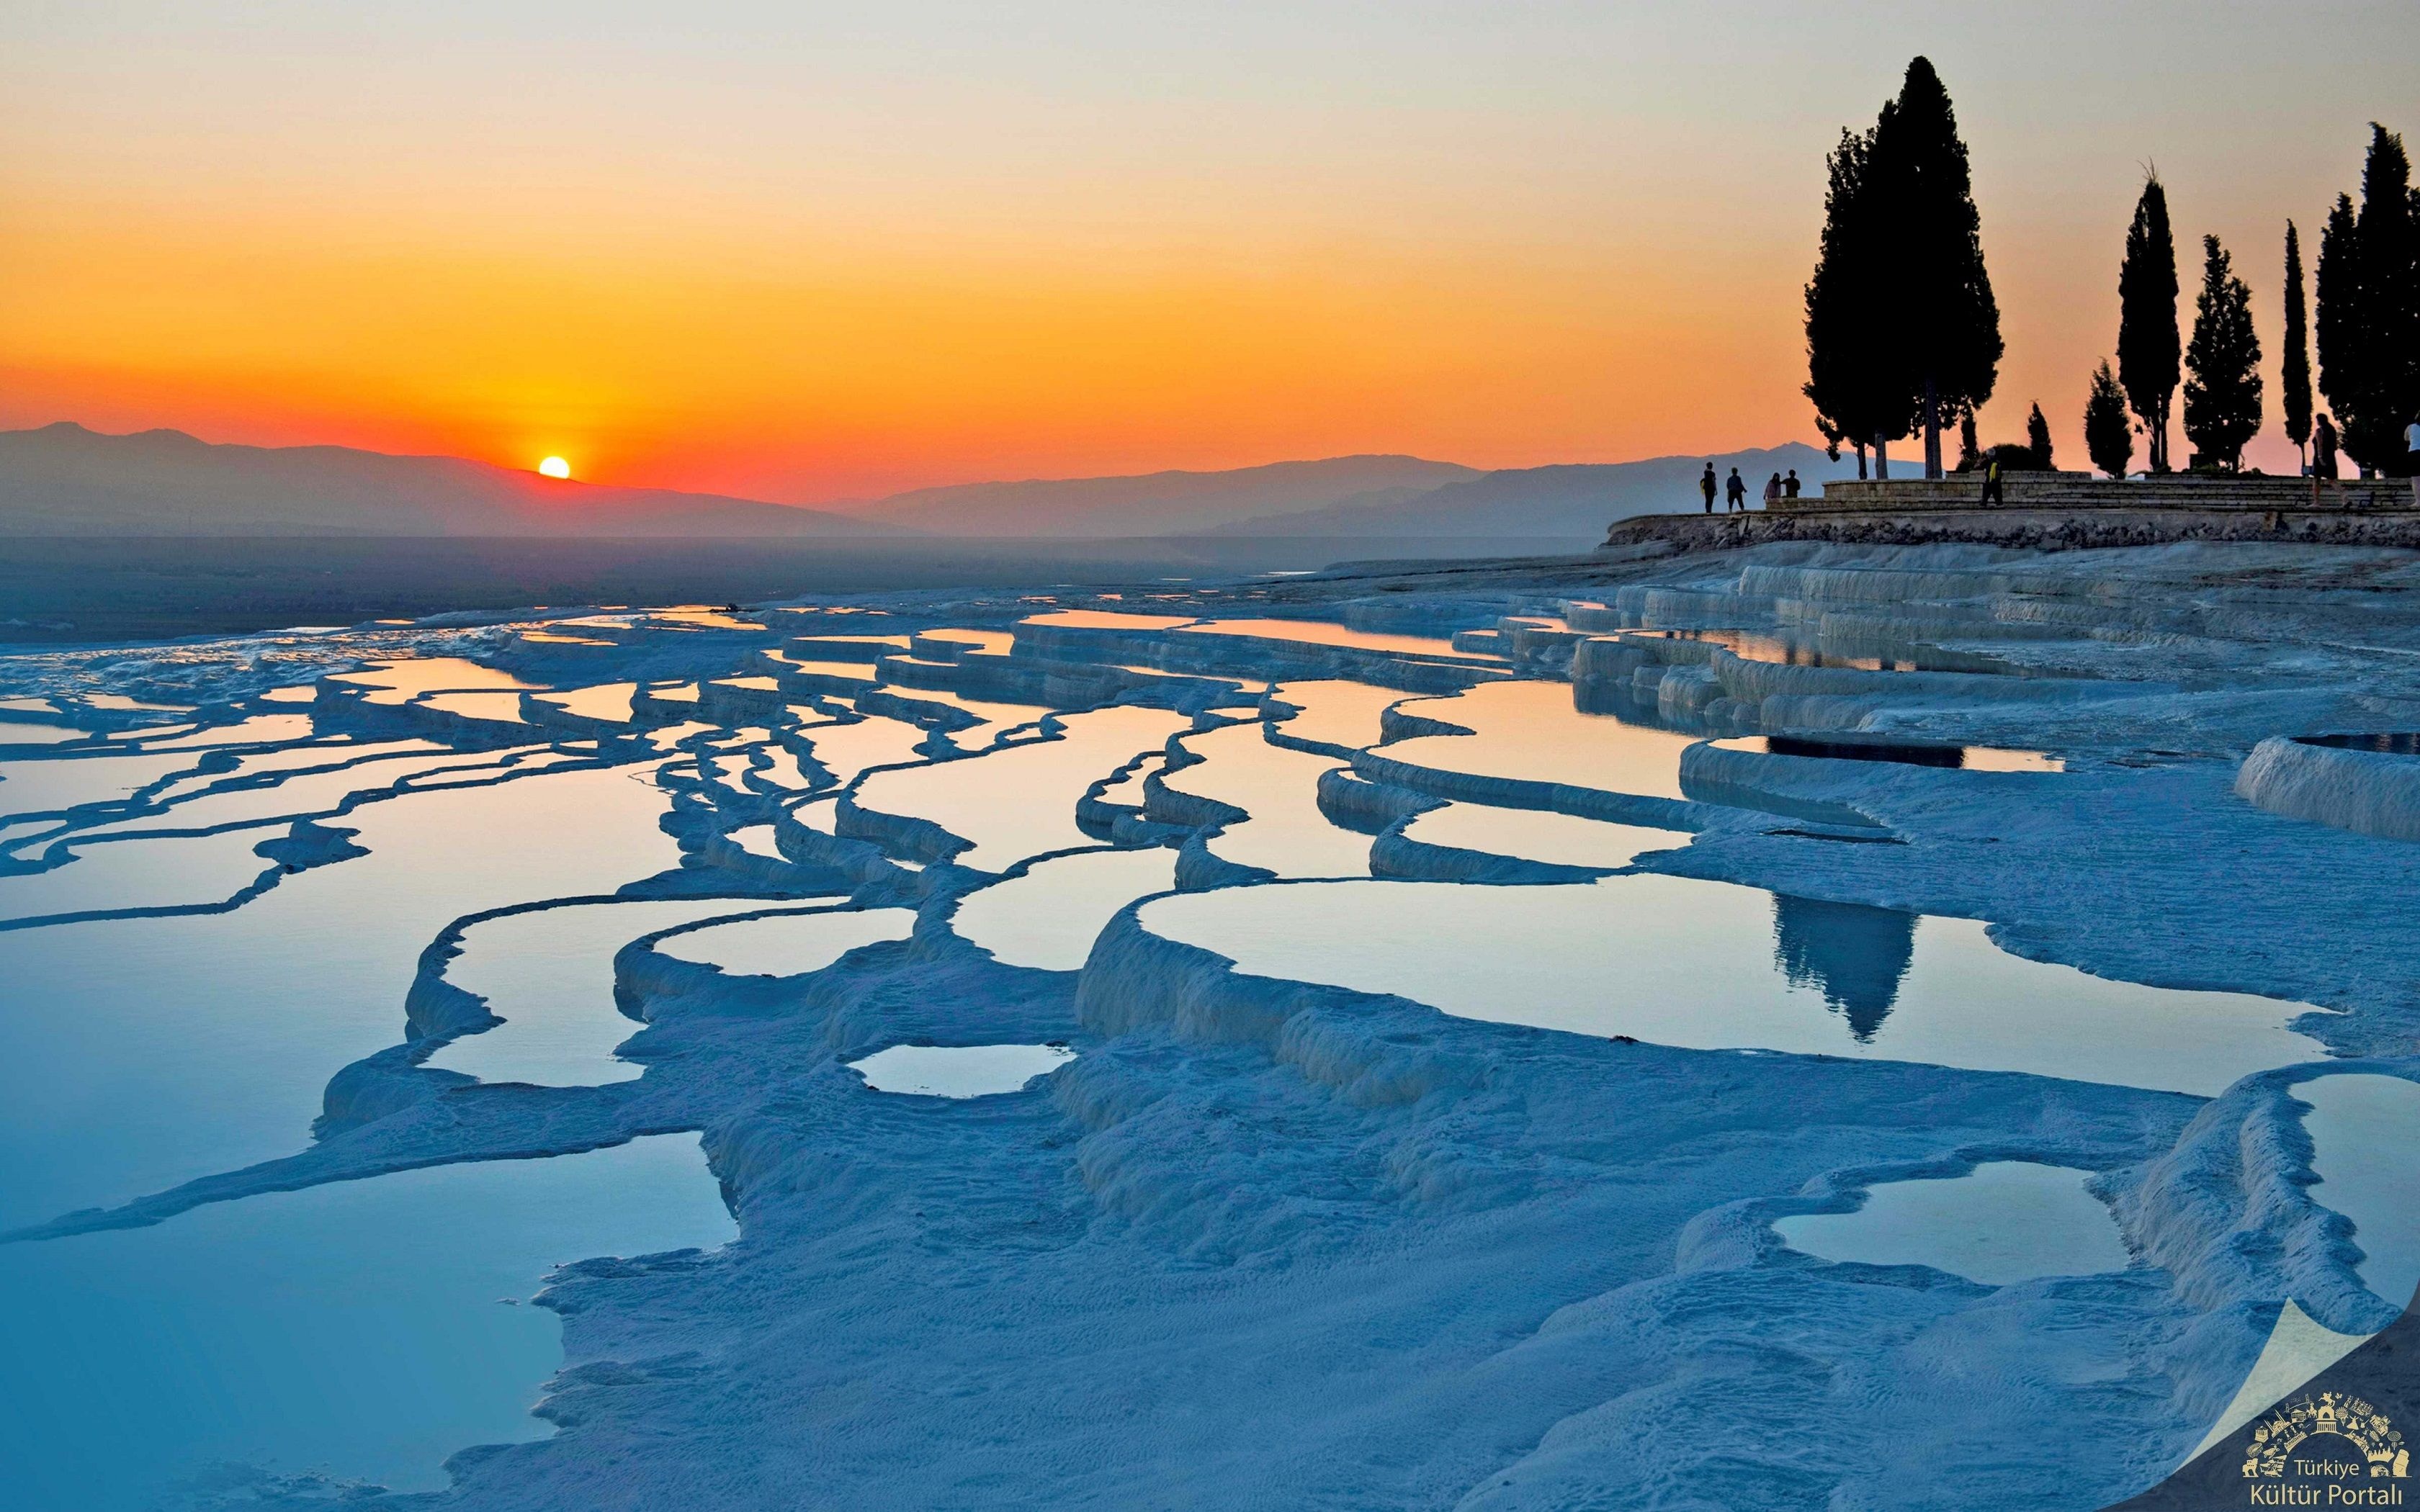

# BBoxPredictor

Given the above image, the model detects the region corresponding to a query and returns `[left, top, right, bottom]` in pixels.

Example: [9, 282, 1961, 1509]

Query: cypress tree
[2026, 403, 2054, 469]
[2281, 221, 2313, 468]
[2183, 235, 2264, 471]
[2084, 360, 2133, 479]
[2118, 175, 2180, 473]
[2318, 125, 2420, 474]
[1803, 127, 1905, 478]
[1866, 58, 2000, 479]
[2316, 192, 2366, 472]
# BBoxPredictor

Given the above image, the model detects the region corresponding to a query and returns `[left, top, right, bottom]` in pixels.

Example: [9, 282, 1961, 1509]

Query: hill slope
[1200, 444, 1850, 540]
[838, 455, 1482, 538]
[0, 423, 891, 537]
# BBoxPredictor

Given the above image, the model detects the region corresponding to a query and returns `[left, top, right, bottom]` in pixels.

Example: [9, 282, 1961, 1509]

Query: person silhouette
[2406, 411, 2419, 508]
[1700, 463, 1717, 515]
[1725, 467, 1746, 512]
[1762, 472, 1782, 510]
[1783, 468, 1801, 500]
[1978, 454, 2004, 506]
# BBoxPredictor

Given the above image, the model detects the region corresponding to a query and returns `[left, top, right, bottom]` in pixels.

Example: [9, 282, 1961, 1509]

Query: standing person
[1783, 469, 1801, 501]
[2313, 413, 2339, 510]
[1725, 467, 1746, 513]
[2406, 413, 2420, 508]
[1761, 472, 1782, 510]
[1700, 463, 1717, 515]
[1978, 454, 2004, 506]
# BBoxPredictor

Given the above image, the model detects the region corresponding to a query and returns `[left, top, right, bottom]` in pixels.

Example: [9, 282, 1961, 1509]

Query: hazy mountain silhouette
[0, 423, 896, 538]
[4, 423, 1853, 546]
[834, 455, 1483, 538]
[1197, 444, 1849, 540]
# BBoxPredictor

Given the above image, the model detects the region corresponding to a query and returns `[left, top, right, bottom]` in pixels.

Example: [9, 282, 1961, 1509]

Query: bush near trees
[2084, 361, 2135, 479]
[2182, 235, 2264, 472]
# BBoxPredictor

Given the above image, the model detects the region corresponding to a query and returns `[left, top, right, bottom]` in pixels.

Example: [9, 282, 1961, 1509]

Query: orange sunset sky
[4, 2, 2416, 503]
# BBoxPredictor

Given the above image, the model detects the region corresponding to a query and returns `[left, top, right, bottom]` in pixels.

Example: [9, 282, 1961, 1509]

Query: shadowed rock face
[1771, 893, 1917, 1041]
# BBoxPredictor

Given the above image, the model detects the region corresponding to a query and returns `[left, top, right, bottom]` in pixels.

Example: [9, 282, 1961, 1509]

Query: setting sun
[537, 456, 571, 480]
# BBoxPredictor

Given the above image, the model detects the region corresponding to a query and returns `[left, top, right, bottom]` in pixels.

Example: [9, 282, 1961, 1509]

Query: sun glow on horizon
[537, 456, 571, 480]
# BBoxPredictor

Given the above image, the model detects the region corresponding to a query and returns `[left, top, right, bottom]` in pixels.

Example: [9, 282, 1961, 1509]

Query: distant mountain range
[832, 455, 1484, 537]
[0, 423, 1851, 543]
[0, 423, 888, 538]
[1193, 446, 1845, 539]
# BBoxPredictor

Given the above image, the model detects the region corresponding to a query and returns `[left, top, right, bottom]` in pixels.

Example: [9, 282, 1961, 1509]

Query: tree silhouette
[1803, 127, 1904, 478]
[2282, 221, 2313, 469]
[2318, 125, 2420, 475]
[2184, 235, 2264, 472]
[1867, 58, 2001, 479]
[2084, 360, 2133, 479]
[2026, 403, 2054, 469]
[2118, 175, 2180, 473]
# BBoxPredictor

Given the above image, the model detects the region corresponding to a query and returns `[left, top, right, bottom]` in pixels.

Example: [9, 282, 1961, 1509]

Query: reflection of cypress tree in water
[1771, 894, 1917, 1040]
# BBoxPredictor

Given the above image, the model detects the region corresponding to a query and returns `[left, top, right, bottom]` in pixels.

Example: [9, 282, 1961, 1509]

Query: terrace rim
[1605, 472, 2420, 554]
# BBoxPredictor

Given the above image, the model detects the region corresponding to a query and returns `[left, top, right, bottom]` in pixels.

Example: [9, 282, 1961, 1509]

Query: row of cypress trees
[2097, 125, 2415, 477]
[1805, 57, 2418, 480]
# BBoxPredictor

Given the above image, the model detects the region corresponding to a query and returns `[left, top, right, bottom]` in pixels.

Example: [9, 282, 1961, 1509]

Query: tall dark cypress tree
[1803, 127, 1904, 479]
[2118, 175, 2180, 473]
[1866, 58, 2000, 479]
[2281, 221, 2313, 468]
[2084, 359, 2134, 479]
[2318, 125, 2420, 474]
[2182, 235, 2263, 472]
[2316, 192, 2366, 472]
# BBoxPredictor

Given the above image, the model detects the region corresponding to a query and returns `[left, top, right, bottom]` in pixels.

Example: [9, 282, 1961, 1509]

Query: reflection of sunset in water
[1179, 619, 1488, 661]
[1384, 679, 1696, 800]
[327, 657, 539, 704]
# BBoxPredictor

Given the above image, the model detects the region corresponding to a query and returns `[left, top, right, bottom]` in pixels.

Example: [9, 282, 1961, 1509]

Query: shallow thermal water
[1179, 618, 1489, 660]
[1265, 678, 1407, 750]
[1137, 876, 2327, 1095]
[2299, 1074, 2420, 1309]
[1384, 680, 1697, 799]
[328, 657, 540, 703]
[847, 1043, 1077, 1097]
[1021, 608, 1199, 631]
[0, 762, 685, 1230]
[426, 898, 774, 1085]
[1, 573, 2406, 1511]
[537, 681, 638, 722]
[794, 711, 931, 786]
[1397, 803, 1681, 869]
[952, 846, 1180, 970]
[0, 746, 204, 815]
[1773, 1161, 2130, 1285]
[0, 1135, 735, 1512]
[1162, 721, 1371, 877]
[658, 906, 915, 978]
[851, 705, 1188, 870]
